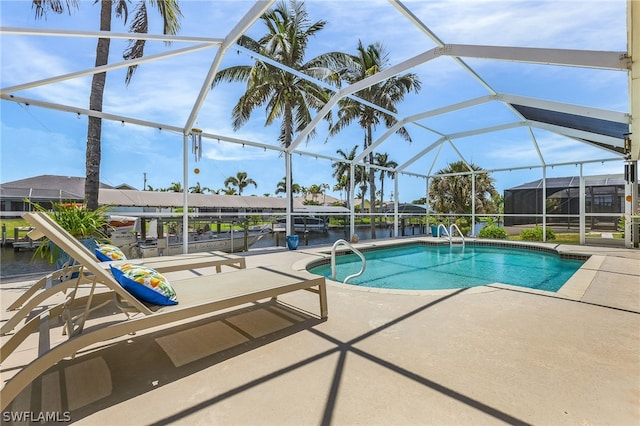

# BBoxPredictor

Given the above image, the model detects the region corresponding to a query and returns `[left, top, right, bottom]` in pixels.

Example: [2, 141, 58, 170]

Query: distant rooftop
[507, 175, 625, 190]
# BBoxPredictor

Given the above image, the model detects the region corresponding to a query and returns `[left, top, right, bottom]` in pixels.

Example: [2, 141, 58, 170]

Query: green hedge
[477, 224, 508, 239]
[519, 226, 556, 241]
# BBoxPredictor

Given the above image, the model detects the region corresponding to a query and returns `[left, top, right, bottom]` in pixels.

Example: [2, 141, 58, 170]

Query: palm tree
[32, 0, 182, 210]
[307, 184, 325, 204]
[332, 145, 359, 209]
[211, 0, 348, 233]
[328, 41, 421, 238]
[189, 182, 212, 194]
[224, 171, 257, 195]
[333, 177, 347, 206]
[356, 168, 369, 213]
[374, 152, 397, 212]
[275, 177, 301, 196]
[429, 161, 498, 215]
[166, 181, 183, 193]
[222, 187, 238, 195]
[320, 183, 329, 205]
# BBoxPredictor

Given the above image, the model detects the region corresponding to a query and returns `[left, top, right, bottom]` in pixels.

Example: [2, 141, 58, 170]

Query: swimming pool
[309, 243, 586, 292]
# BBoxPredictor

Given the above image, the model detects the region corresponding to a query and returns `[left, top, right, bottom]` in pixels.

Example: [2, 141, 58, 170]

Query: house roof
[507, 175, 626, 190]
[98, 188, 302, 210]
[0, 175, 113, 201]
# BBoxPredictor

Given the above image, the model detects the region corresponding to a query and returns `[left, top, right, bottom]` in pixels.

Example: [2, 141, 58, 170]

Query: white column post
[542, 167, 547, 242]
[394, 174, 399, 237]
[285, 152, 293, 236]
[579, 165, 586, 245]
[471, 172, 476, 236]
[182, 134, 189, 254]
[349, 163, 356, 240]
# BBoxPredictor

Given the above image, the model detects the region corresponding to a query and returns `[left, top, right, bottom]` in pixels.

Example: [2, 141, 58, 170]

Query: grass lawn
[507, 233, 580, 244]
[0, 218, 32, 239]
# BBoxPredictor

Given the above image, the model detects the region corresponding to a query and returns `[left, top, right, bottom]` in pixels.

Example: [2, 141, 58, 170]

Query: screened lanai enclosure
[1, 0, 638, 249]
[504, 175, 637, 229]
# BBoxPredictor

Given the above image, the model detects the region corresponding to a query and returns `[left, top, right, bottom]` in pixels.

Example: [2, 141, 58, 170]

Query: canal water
[1, 225, 427, 279]
[1, 246, 57, 278]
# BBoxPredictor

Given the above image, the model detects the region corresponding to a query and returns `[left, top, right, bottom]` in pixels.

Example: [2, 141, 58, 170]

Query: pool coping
[292, 237, 610, 301]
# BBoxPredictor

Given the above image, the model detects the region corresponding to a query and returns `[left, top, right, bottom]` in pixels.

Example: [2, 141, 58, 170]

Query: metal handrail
[449, 224, 466, 246]
[436, 223, 465, 246]
[436, 223, 449, 239]
[331, 239, 366, 284]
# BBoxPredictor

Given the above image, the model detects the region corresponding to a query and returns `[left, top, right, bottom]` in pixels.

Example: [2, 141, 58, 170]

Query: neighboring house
[504, 175, 634, 228]
[0, 175, 311, 220]
[296, 193, 340, 206]
[0, 175, 115, 215]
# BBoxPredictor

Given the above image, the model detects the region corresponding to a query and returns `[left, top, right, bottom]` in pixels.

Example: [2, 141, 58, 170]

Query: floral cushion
[110, 264, 178, 306]
[95, 244, 127, 262]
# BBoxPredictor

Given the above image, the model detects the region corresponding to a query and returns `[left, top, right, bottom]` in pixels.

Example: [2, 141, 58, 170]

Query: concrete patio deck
[1, 238, 638, 425]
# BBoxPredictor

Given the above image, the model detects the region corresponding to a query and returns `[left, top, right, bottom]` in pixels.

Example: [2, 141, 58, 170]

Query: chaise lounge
[0, 212, 327, 410]
[2, 215, 247, 335]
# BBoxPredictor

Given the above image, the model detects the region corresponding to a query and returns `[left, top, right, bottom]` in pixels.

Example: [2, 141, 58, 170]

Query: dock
[1, 226, 42, 251]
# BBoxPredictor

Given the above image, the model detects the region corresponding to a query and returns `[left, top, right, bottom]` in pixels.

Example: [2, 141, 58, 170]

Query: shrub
[519, 226, 556, 241]
[477, 224, 508, 239]
[454, 217, 471, 237]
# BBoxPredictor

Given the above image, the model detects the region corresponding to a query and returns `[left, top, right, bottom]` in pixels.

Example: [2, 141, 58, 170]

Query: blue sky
[0, 0, 630, 203]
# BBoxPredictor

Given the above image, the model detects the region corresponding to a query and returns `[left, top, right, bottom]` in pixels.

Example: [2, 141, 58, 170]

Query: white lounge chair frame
[0, 212, 327, 410]
[2, 216, 246, 335]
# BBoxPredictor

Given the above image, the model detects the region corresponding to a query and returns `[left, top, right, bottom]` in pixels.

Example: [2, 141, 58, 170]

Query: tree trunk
[85, 0, 112, 210]
[283, 105, 295, 235]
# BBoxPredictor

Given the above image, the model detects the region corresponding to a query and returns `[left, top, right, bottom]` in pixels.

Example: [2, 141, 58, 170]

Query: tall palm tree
[224, 171, 257, 195]
[32, 0, 182, 210]
[211, 0, 348, 232]
[332, 145, 359, 209]
[356, 168, 369, 213]
[328, 41, 421, 238]
[429, 161, 498, 214]
[374, 152, 397, 212]
[333, 176, 347, 205]
[320, 182, 329, 205]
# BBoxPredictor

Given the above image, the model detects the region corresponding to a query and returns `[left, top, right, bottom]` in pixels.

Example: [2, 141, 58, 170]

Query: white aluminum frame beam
[1, 94, 184, 134]
[441, 44, 629, 71]
[0, 26, 224, 44]
[498, 94, 629, 123]
[1, 43, 216, 95]
[527, 121, 624, 148]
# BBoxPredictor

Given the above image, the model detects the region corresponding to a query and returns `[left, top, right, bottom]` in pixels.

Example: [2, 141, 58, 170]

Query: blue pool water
[309, 244, 586, 292]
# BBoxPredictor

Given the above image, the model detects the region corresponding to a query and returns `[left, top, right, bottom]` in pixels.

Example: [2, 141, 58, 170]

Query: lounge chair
[0, 212, 327, 410]
[2, 216, 246, 335]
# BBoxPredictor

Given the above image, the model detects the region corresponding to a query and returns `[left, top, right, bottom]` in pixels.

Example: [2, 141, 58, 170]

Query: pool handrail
[436, 223, 449, 239]
[449, 224, 466, 246]
[331, 239, 366, 284]
[436, 223, 465, 246]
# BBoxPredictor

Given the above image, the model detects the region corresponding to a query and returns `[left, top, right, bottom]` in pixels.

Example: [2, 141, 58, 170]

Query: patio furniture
[0, 212, 327, 410]
[2, 215, 246, 335]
